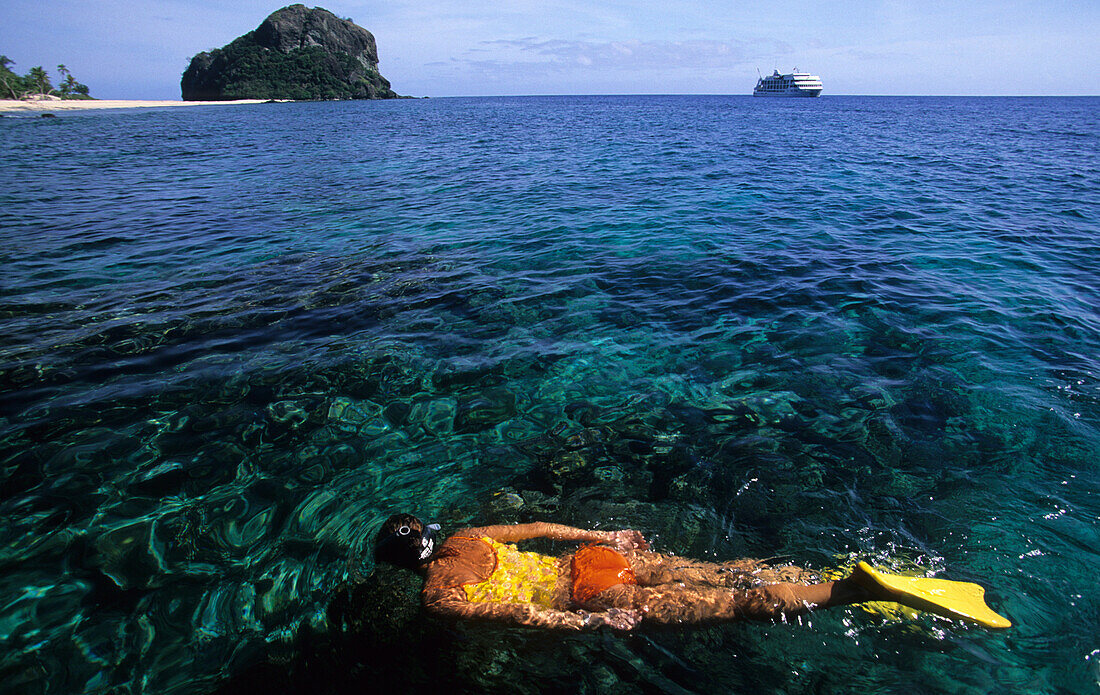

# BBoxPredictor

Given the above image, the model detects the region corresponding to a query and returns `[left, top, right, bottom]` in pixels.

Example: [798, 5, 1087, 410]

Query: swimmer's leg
[627, 551, 813, 590]
[584, 578, 867, 625]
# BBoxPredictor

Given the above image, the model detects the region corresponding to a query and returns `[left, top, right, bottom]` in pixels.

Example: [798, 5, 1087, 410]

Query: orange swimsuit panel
[571, 545, 637, 603]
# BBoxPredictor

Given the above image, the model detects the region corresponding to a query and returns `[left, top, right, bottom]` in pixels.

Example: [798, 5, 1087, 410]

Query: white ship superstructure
[753, 69, 822, 97]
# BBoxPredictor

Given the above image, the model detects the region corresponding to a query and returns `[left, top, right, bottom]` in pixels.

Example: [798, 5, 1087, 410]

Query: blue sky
[1, 0, 1097, 98]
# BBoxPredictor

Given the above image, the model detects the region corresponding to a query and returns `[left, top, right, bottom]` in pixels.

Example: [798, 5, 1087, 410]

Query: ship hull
[752, 89, 822, 97]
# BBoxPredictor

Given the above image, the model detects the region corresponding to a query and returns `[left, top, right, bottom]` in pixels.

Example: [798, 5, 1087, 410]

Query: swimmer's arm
[426, 597, 638, 631]
[462, 523, 642, 552]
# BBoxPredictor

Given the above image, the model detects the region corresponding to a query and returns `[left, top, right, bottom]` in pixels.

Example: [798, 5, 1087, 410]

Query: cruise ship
[753, 69, 823, 97]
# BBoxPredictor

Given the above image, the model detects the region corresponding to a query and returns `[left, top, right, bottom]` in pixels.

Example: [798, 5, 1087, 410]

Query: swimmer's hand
[608, 529, 649, 552]
[581, 608, 642, 631]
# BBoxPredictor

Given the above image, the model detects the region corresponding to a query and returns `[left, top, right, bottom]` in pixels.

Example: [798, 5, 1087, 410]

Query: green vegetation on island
[181, 5, 400, 101]
[1, 56, 92, 100]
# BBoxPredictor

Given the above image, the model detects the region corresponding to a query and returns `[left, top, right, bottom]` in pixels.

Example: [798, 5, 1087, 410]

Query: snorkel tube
[373, 514, 441, 570]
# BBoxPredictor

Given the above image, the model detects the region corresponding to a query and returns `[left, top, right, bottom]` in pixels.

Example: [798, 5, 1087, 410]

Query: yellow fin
[852, 561, 1011, 629]
[819, 563, 920, 622]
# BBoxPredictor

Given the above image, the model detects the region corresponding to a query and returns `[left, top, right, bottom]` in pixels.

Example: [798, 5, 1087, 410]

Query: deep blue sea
[1, 95, 1098, 694]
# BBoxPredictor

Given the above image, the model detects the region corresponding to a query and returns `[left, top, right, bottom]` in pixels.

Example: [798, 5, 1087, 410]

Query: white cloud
[459, 36, 793, 73]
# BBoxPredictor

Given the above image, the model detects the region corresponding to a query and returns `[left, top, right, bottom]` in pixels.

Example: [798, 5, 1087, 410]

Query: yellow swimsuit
[463, 537, 560, 608]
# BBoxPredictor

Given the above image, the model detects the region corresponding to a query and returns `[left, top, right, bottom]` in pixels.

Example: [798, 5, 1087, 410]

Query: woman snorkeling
[373, 514, 1011, 631]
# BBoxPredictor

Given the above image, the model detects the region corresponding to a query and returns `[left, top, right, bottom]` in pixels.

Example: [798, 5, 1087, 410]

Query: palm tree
[0, 55, 21, 98]
[27, 66, 52, 96]
[57, 64, 76, 96]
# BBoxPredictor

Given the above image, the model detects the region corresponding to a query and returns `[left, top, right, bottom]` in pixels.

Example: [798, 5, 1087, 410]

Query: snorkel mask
[420, 522, 441, 559]
[373, 514, 441, 569]
[396, 520, 441, 560]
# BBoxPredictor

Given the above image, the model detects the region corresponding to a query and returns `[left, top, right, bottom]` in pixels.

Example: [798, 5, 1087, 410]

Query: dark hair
[373, 513, 430, 570]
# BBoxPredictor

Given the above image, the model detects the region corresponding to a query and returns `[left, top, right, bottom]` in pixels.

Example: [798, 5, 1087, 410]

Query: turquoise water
[1, 96, 1098, 694]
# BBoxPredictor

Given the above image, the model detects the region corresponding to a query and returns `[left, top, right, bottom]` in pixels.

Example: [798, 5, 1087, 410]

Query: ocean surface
[1, 95, 1098, 694]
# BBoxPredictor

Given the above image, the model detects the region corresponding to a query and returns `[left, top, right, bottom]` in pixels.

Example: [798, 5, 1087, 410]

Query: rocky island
[181, 4, 400, 101]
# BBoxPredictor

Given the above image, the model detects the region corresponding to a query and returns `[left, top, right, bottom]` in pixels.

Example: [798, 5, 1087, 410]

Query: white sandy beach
[0, 98, 270, 113]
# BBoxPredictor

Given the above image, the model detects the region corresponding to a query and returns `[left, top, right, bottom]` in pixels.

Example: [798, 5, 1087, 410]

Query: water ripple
[1, 96, 1098, 694]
